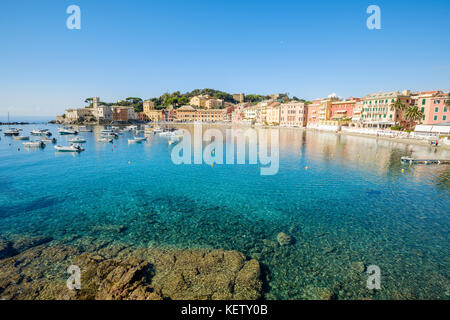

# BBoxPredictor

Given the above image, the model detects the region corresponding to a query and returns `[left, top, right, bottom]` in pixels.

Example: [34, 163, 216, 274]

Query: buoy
[211, 163, 214, 167]
[18, 148, 20, 151]
[401, 169, 405, 173]
[305, 166, 309, 170]
[128, 161, 131, 165]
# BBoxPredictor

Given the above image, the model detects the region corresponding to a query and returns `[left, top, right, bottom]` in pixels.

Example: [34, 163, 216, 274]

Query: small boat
[41, 137, 57, 144]
[158, 131, 174, 137]
[23, 141, 45, 148]
[128, 137, 145, 144]
[98, 138, 113, 143]
[31, 129, 52, 136]
[79, 126, 93, 132]
[126, 125, 138, 131]
[54, 144, 85, 152]
[58, 128, 78, 135]
[153, 127, 163, 133]
[4, 128, 20, 136]
[13, 135, 30, 141]
[68, 137, 86, 143]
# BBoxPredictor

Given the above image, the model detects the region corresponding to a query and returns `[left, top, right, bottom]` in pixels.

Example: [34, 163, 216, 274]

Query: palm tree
[404, 105, 424, 130]
[392, 98, 407, 112]
[392, 98, 407, 128]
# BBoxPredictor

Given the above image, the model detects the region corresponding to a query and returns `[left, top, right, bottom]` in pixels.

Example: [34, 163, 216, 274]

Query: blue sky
[0, 0, 449, 117]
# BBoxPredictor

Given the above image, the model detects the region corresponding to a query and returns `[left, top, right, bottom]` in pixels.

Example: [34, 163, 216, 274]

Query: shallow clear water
[0, 124, 449, 299]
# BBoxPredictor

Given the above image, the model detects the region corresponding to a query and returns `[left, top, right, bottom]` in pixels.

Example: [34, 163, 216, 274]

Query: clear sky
[0, 0, 449, 117]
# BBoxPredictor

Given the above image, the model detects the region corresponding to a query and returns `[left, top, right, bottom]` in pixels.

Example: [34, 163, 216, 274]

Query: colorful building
[279, 102, 308, 127]
[417, 91, 450, 125]
[265, 102, 281, 125]
[195, 109, 223, 122]
[330, 98, 359, 120]
[175, 105, 197, 122]
[306, 99, 321, 126]
[361, 90, 412, 128]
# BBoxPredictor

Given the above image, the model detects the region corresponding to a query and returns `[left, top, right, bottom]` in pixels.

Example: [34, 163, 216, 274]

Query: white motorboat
[41, 137, 57, 144]
[158, 131, 174, 137]
[13, 135, 30, 141]
[128, 137, 145, 143]
[78, 126, 93, 132]
[152, 127, 163, 133]
[31, 129, 52, 136]
[58, 128, 78, 135]
[126, 125, 138, 131]
[102, 132, 118, 138]
[54, 144, 85, 152]
[4, 128, 20, 136]
[68, 137, 86, 143]
[98, 138, 113, 143]
[23, 141, 45, 148]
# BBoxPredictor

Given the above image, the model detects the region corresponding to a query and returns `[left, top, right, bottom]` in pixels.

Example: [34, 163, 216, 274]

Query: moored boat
[41, 137, 57, 144]
[58, 128, 78, 135]
[13, 135, 30, 141]
[68, 137, 86, 143]
[98, 137, 113, 143]
[79, 126, 93, 132]
[23, 141, 45, 148]
[54, 144, 85, 152]
[31, 129, 52, 136]
[4, 128, 20, 136]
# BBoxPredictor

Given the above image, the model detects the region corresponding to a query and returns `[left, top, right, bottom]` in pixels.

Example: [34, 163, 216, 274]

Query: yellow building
[195, 109, 223, 122]
[143, 99, 162, 122]
[190, 95, 223, 109]
[266, 103, 281, 125]
[176, 105, 197, 122]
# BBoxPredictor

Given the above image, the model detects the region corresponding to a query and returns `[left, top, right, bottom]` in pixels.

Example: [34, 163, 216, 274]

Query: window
[390, 115, 392, 118]
[421, 107, 425, 112]
[422, 99, 426, 105]
[444, 116, 447, 121]
[444, 107, 448, 112]
[434, 116, 438, 121]
[435, 107, 439, 112]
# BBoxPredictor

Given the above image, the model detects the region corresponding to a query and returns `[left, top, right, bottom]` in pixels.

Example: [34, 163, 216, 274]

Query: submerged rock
[0, 241, 262, 300]
[350, 261, 365, 273]
[0, 240, 14, 259]
[303, 286, 335, 300]
[276, 232, 292, 246]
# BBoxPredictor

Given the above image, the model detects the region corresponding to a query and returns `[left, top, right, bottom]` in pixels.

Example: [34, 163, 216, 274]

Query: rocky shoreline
[0, 236, 262, 300]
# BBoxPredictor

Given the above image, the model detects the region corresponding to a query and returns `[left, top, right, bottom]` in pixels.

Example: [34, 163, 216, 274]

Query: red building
[330, 98, 360, 120]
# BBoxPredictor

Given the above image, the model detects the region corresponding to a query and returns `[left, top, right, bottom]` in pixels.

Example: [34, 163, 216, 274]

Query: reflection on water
[0, 124, 449, 299]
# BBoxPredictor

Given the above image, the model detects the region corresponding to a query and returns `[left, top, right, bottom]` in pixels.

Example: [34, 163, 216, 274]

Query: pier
[401, 156, 450, 165]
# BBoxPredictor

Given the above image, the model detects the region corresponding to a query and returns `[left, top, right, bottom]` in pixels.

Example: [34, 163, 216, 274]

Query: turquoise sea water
[0, 124, 449, 299]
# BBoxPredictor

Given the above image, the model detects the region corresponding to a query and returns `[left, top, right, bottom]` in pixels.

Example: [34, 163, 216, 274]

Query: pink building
[417, 91, 450, 125]
[330, 98, 360, 120]
[280, 102, 308, 127]
[306, 99, 321, 126]
[231, 103, 248, 124]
